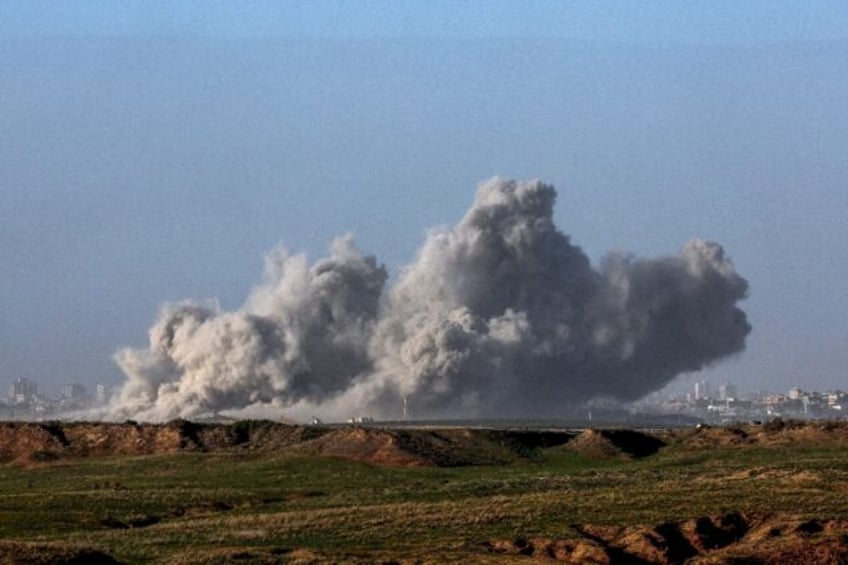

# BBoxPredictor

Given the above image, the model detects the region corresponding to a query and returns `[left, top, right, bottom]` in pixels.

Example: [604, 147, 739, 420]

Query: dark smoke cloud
[107, 178, 750, 421]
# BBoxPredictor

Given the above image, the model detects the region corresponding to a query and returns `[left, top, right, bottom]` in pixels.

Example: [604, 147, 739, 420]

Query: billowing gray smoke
[109, 178, 750, 421]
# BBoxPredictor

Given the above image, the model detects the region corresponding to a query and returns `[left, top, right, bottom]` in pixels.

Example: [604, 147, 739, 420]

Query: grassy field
[1, 427, 848, 563]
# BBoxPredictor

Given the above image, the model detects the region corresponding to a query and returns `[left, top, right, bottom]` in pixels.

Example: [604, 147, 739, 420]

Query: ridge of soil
[1, 419, 847, 467]
[0, 420, 575, 467]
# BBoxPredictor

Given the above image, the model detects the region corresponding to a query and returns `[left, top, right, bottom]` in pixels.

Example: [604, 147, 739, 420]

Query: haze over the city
[2, 2, 847, 413]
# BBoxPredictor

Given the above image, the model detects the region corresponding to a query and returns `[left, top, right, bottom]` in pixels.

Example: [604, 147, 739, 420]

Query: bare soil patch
[0, 541, 120, 565]
[487, 513, 848, 564]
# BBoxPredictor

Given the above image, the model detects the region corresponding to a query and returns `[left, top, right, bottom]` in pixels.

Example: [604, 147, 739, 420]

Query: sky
[1, 2, 847, 398]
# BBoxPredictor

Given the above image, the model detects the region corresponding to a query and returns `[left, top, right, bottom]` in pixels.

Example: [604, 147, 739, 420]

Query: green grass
[1, 441, 847, 563]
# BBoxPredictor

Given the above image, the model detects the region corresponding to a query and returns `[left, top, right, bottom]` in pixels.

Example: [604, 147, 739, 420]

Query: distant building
[63, 383, 87, 401]
[8, 378, 37, 404]
[694, 380, 711, 400]
[763, 393, 784, 405]
[95, 383, 111, 404]
[347, 416, 374, 424]
[719, 382, 737, 401]
[826, 392, 845, 410]
[788, 387, 803, 400]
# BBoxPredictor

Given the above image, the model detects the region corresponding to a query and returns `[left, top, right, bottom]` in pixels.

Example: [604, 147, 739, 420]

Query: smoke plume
[109, 178, 750, 421]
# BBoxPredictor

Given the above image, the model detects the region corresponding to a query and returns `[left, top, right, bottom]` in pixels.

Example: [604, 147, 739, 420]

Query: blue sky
[1, 2, 847, 397]
[3, 1, 848, 44]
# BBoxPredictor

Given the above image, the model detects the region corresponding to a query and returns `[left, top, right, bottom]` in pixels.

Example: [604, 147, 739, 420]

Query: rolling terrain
[0, 419, 847, 563]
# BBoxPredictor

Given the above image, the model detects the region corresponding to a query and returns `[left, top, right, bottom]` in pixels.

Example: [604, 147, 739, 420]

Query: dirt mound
[0, 423, 68, 462]
[0, 541, 120, 565]
[295, 428, 433, 466]
[664, 425, 752, 450]
[662, 420, 848, 451]
[3, 419, 845, 467]
[753, 419, 848, 446]
[0, 421, 216, 462]
[0, 421, 572, 467]
[566, 428, 666, 459]
[295, 428, 573, 466]
[484, 537, 611, 563]
[487, 513, 848, 564]
[61, 421, 187, 456]
[228, 420, 332, 450]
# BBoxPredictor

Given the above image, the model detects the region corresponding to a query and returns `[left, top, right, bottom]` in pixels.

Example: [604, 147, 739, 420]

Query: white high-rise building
[95, 383, 111, 404]
[694, 380, 711, 400]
